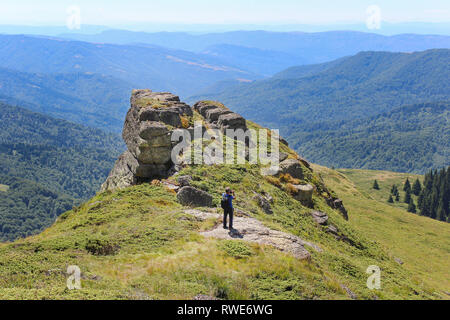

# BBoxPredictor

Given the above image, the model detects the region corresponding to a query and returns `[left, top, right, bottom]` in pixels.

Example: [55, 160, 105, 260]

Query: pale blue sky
[1, 0, 449, 25]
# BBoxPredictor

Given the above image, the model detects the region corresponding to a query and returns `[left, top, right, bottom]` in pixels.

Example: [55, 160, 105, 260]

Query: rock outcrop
[253, 192, 273, 215]
[326, 197, 349, 220]
[280, 159, 305, 180]
[292, 184, 314, 206]
[101, 90, 193, 191]
[310, 211, 329, 225]
[185, 209, 321, 260]
[177, 186, 213, 207]
[193, 101, 247, 132]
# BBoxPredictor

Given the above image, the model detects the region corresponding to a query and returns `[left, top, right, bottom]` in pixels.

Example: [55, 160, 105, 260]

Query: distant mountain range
[0, 34, 259, 99]
[0, 32, 448, 172]
[60, 30, 450, 66]
[190, 49, 450, 173]
[2, 21, 450, 35]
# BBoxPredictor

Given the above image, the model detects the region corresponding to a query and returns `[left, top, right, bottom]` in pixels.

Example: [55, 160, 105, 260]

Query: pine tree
[403, 178, 411, 192]
[412, 178, 422, 196]
[407, 198, 416, 213]
[404, 190, 411, 204]
[388, 195, 394, 203]
[373, 180, 380, 190]
[391, 184, 399, 196]
[395, 193, 400, 202]
[436, 201, 446, 222]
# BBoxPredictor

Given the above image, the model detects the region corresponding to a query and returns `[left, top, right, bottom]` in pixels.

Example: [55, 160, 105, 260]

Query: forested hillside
[418, 167, 450, 222]
[0, 68, 133, 131]
[191, 49, 450, 173]
[289, 102, 450, 173]
[0, 103, 124, 240]
[0, 175, 74, 241]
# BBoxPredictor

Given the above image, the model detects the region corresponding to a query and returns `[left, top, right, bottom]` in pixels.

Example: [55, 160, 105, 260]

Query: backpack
[221, 194, 230, 209]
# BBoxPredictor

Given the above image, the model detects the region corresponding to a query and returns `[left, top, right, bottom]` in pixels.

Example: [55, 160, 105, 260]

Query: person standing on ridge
[221, 187, 235, 230]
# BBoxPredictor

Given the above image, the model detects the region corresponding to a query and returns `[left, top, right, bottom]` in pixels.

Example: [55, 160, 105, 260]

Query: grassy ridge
[0, 160, 442, 299]
[313, 165, 450, 295]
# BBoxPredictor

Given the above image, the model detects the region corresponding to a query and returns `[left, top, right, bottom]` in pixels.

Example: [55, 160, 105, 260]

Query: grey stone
[331, 198, 348, 221]
[159, 109, 182, 127]
[326, 225, 339, 236]
[177, 175, 193, 187]
[280, 159, 304, 180]
[311, 211, 328, 225]
[193, 101, 219, 117]
[253, 193, 273, 215]
[218, 113, 247, 131]
[193, 294, 218, 300]
[292, 184, 314, 206]
[101, 150, 138, 192]
[206, 108, 232, 122]
[103, 89, 196, 191]
[340, 284, 357, 300]
[177, 186, 213, 207]
[139, 121, 169, 140]
[190, 209, 322, 260]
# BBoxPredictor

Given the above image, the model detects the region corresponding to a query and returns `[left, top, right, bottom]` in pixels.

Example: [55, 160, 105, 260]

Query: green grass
[339, 169, 422, 210]
[314, 165, 450, 297]
[0, 114, 446, 299]
[0, 184, 8, 192]
[0, 159, 441, 300]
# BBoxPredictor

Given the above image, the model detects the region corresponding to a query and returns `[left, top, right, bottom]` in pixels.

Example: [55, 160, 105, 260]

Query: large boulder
[205, 108, 232, 122]
[218, 113, 247, 131]
[293, 184, 314, 206]
[280, 159, 304, 180]
[102, 89, 194, 191]
[177, 186, 213, 207]
[310, 211, 328, 225]
[193, 101, 219, 118]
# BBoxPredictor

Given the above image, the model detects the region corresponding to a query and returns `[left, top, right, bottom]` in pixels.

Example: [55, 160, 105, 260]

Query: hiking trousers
[223, 207, 234, 229]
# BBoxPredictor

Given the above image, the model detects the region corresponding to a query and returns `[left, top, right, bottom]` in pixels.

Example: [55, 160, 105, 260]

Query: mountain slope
[0, 68, 134, 131]
[289, 102, 450, 173]
[0, 105, 448, 299]
[201, 44, 306, 76]
[190, 49, 450, 172]
[314, 166, 450, 293]
[0, 149, 446, 299]
[0, 103, 124, 241]
[0, 35, 259, 98]
[0, 175, 74, 242]
[191, 49, 450, 125]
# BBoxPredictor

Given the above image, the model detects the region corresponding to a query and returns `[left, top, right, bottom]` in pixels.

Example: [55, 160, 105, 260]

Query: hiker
[221, 187, 235, 230]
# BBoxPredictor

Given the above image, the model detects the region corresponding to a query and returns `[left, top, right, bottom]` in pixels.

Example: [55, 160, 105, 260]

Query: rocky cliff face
[101, 90, 248, 192]
[101, 89, 193, 191]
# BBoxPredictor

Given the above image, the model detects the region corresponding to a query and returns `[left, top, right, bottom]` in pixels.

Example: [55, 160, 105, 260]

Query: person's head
[225, 187, 231, 194]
